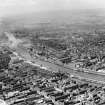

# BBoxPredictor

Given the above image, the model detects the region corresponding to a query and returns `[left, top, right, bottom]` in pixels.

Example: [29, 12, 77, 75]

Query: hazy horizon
[0, 0, 105, 18]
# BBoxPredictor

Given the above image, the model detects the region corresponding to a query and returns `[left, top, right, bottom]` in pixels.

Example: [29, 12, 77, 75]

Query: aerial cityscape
[1, 0, 105, 105]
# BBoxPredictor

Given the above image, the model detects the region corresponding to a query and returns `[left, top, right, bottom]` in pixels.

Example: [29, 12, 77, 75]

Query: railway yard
[0, 49, 105, 105]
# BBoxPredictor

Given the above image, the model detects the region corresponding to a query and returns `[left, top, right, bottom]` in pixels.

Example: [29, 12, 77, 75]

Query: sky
[0, 0, 105, 17]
